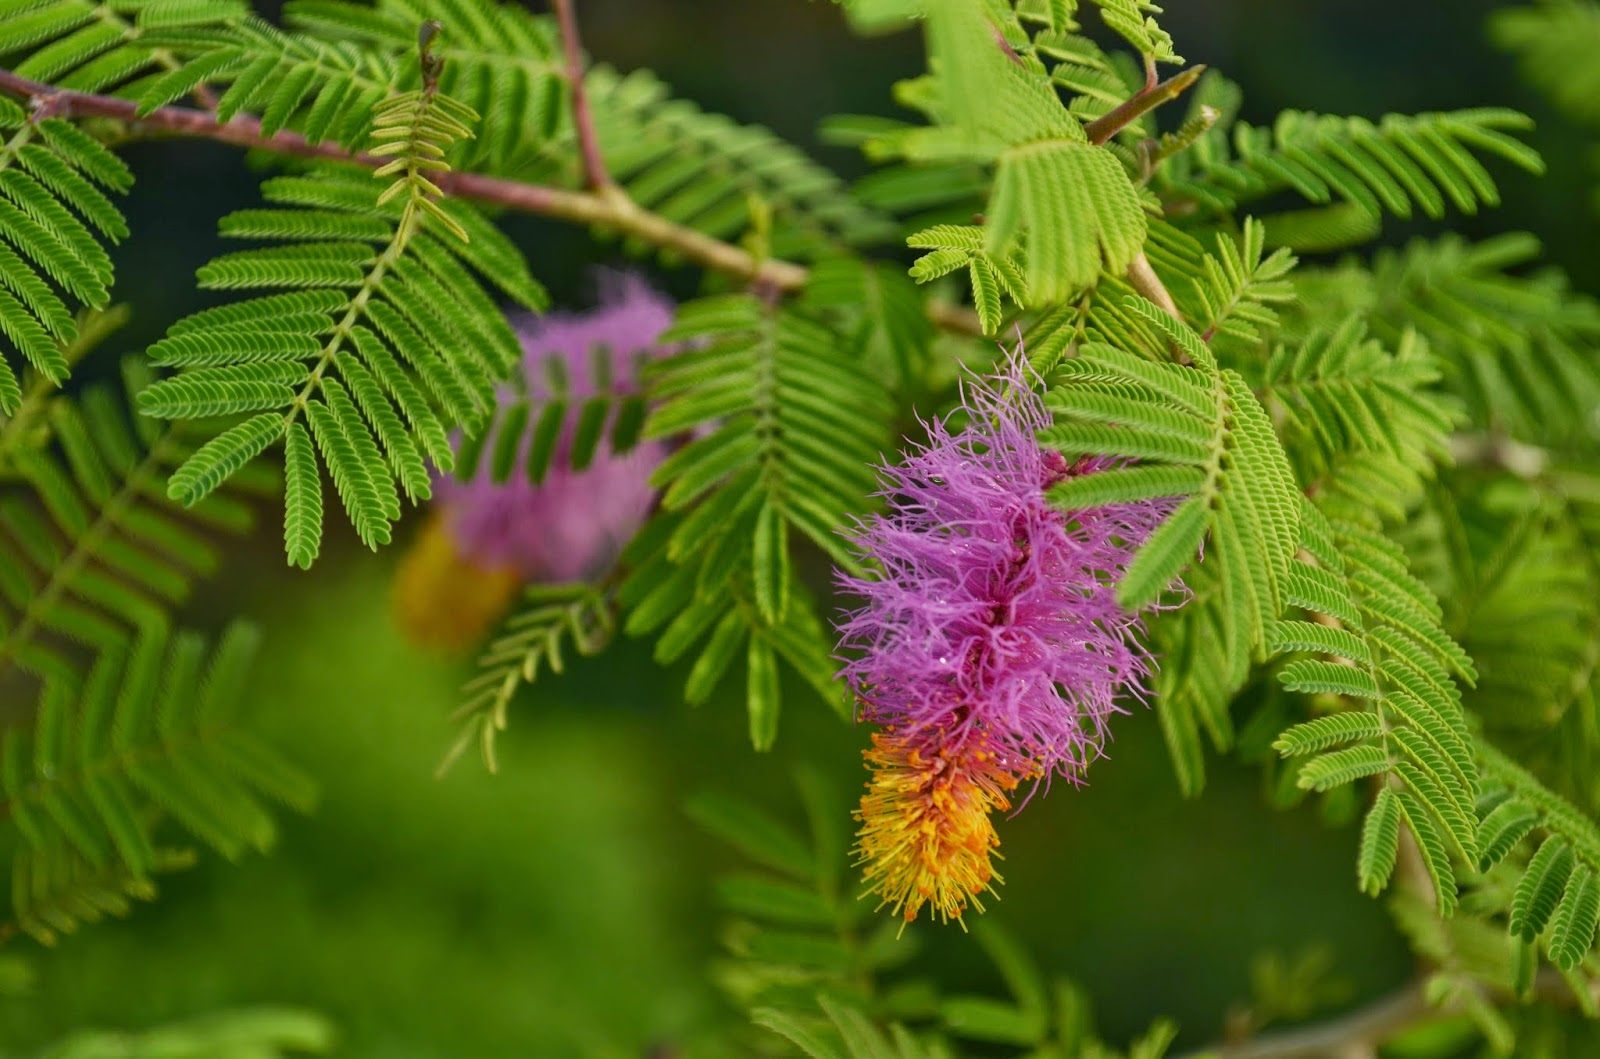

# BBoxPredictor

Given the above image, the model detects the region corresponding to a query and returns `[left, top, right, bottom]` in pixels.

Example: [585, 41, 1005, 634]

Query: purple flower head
[434, 273, 674, 582]
[837, 349, 1175, 784]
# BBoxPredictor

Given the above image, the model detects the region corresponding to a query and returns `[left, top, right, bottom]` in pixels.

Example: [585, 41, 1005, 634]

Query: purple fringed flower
[842, 348, 1180, 922]
[433, 272, 675, 582]
[838, 351, 1175, 785]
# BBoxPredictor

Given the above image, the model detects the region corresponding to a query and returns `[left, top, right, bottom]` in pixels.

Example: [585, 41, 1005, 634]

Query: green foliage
[1029, 25, 1146, 130]
[1491, 1, 1600, 128]
[1408, 474, 1600, 810]
[1, 621, 316, 936]
[283, 0, 563, 165]
[698, 775, 1181, 1059]
[1045, 297, 1300, 647]
[1386, 889, 1527, 1051]
[580, 64, 898, 260]
[0, 358, 270, 686]
[1146, 574, 1244, 797]
[1016, 218, 1294, 380]
[0, 103, 130, 410]
[0, 0, 246, 95]
[0, 0, 1598, 1052]
[892, 0, 1151, 313]
[689, 780, 873, 1017]
[1295, 233, 1600, 444]
[31, 1005, 334, 1057]
[985, 132, 1148, 304]
[0, 320, 309, 951]
[7, 843, 193, 948]
[1076, 0, 1182, 65]
[151, 0, 894, 259]
[1230, 946, 1355, 1037]
[1259, 323, 1456, 520]
[907, 225, 1026, 335]
[1011, 229, 1310, 796]
[142, 3, 537, 168]
[451, 582, 614, 774]
[1151, 218, 1296, 358]
[613, 295, 883, 748]
[1, 620, 314, 863]
[137, 111, 545, 564]
[799, 257, 936, 389]
[1159, 108, 1544, 249]
[1480, 742, 1600, 973]
[831, 0, 922, 36]
[1271, 507, 1479, 912]
[1011, 0, 1183, 68]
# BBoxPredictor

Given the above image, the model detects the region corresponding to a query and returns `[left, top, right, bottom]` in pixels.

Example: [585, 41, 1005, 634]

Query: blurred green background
[3, 1, 1596, 1055]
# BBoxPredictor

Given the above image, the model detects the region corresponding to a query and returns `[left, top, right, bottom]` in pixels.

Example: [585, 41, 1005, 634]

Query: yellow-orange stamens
[392, 511, 522, 652]
[854, 728, 1029, 925]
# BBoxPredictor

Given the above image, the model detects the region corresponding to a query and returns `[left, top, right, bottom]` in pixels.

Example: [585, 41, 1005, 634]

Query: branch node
[29, 90, 71, 122]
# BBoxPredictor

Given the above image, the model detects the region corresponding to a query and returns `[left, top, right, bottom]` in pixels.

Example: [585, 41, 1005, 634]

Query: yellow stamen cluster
[855, 729, 1027, 925]
[391, 512, 521, 652]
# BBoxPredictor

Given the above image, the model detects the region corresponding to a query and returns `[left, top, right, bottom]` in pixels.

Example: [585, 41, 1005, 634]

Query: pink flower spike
[433, 272, 676, 583]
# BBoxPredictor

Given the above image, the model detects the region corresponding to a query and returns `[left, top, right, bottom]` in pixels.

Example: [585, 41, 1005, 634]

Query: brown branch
[1175, 971, 1594, 1059]
[1085, 64, 1206, 146]
[1179, 981, 1430, 1059]
[551, 0, 610, 190]
[0, 67, 985, 337]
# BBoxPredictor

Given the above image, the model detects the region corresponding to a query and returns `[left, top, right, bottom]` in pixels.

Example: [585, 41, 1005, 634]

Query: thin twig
[1124, 251, 1181, 321]
[1081, 61, 1202, 352]
[1085, 64, 1206, 146]
[1123, 250, 1191, 364]
[991, 24, 1025, 67]
[551, 0, 610, 190]
[1175, 971, 1593, 1059]
[1178, 982, 1429, 1059]
[0, 67, 985, 337]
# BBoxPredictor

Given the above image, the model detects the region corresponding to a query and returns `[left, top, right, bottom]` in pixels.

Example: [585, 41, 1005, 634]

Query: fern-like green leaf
[1161, 109, 1543, 249]
[1547, 863, 1600, 971]
[138, 78, 544, 563]
[0, 361, 268, 686]
[612, 297, 874, 740]
[985, 136, 1148, 304]
[1296, 744, 1391, 791]
[450, 582, 615, 774]
[1045, 299, 1301, 653]
[1274, 711, 1385, 756]
[0, 107, 132, 409]
[1491, 1, 1600, 126]
[1267, 505, 1482, 907]
[1358, 787, 1402, 896]
[1511, 837, 1576, 941]
[800, 256, 935, 388]
[1298, 233, 1600, 445]
[907, 224, 1027, 335]
[1262, 323, 1455, 519]
[1478, 739, 1600, 971]
[1, 621, 314, 885]
[752, 1008, 845, 1059]
[6, 842, 195, 947]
